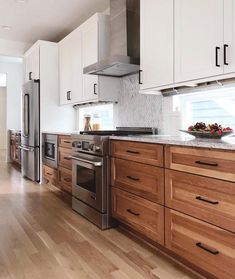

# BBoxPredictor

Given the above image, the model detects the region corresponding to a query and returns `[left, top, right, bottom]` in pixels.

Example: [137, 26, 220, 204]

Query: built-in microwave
[42, 134, 58, 169]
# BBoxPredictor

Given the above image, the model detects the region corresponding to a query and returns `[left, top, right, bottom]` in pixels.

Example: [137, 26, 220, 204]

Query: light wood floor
[0, 162, 204, 279]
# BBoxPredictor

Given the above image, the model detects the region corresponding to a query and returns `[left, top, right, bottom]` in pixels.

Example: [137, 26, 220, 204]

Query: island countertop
[109, 134, 235, 151]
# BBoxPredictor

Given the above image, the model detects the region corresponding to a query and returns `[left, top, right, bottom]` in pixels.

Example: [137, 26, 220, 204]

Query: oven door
[72, 153, 107, 213]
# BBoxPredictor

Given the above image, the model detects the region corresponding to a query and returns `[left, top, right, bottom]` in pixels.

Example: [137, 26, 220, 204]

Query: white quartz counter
[42, 131, 79, 136]
[109, 134, 235, 151]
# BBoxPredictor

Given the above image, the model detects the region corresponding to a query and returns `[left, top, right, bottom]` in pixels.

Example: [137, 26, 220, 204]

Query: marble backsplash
[113, 74, 163, 131]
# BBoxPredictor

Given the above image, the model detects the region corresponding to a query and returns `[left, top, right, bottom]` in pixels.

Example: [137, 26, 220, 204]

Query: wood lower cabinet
[165, 145, 235, 182]
[58, 135, 72, 149]
[111, 158, 164, 204]
[111, 140, 164, 167]
[58, 147, 72, 170]
[165, 169, 235, 233]
[165, 209, 235, 279]
[112, 187, 164, 244]
[10, 130, 21, 166]
[58, 167, 72, 194]
[43, 164, 58, 186]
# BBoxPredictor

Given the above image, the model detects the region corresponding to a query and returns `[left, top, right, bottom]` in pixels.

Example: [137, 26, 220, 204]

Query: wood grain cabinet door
[111, 158, 164, 204]
[58, 147, 72, 170]
[165, 209, 235, 279]
[165, 146, 235, 182]
[58, 167, 72, 194]
[112, 187, 164, 244]
[58, 135, 72, 149]
[111, 141, 164, 167]
[43, 165, 58, 186]
[165, 169, 235, 232]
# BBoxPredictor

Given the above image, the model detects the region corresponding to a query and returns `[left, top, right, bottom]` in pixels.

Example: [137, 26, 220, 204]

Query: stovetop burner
[80, 127, 156, 136]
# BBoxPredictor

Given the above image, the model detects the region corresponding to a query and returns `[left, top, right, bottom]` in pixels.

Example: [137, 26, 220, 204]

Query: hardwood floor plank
[0, 163, 205, 279]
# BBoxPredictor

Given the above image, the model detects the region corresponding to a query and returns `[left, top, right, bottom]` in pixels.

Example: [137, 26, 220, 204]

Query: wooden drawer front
[58, 167, 72, 194]
[111, 140, 163, 167]
[165, 146, 235, 182]
[58, 147, 72, 170]
[165, 170, 235, 233]
[111, 158, 164, 204]
[58, 135, 72, 149]
[43, 165, 57, 184]
[165, 209, 235, 279]
[112, 188, 164, 244]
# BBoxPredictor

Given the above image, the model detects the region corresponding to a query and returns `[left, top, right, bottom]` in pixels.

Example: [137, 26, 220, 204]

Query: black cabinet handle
[196, 242, 219, 255]
[91, 195, 96, 200]
[94, 83, 98, 95]
[195, 160, 218, 167]
[126, 175, 140, 181]
[215, 47, 220, 67]
[196, 196, 219, 205]
[224, 44, 229, 65]
[64, 178, 71, 183]
[126, 150, 140, 155]
[64, 141, 71, 144]
[138, 70, 143, 84]
[46, 173, 52, 176]
[29, 72, 32, 80]
[127, 209, 140, 216]
[67, 91, 71, 101]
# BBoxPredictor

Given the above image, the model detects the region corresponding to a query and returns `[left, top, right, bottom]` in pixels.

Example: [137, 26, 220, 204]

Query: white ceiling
[0, 0, 109, 44]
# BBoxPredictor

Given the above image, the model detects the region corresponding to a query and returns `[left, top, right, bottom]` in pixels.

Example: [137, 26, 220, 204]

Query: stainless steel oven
[72, 152, 107, 213]
[42, 134, 58, 168]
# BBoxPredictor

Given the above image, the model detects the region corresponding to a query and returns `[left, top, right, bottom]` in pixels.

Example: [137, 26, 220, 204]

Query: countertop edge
[109, 135, 235, 151]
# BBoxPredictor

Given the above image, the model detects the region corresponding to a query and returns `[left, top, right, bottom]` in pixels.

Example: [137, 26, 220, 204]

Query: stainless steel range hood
[83, 0, 140, 77]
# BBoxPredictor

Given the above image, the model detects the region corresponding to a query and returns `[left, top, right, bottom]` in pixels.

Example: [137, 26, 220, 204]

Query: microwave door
[22, 80, 40, 147]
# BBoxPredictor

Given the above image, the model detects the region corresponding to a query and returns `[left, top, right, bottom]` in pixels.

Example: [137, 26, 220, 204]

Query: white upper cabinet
[140, 0, 174, 91]
[81, 15, 99, 102]
[224, 0, 235, 74]
[24, 45, 40, 81]
[59, 13, 120, 105]
[59, 28, 83, 105]
[174, 0, 224, 83]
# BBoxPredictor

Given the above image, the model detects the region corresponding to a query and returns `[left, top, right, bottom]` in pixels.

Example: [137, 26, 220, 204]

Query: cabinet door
[82, 17, 99, 102]
[24, 46, 40, 81]
[140, 0, 174, 90]
[224, 0, 235, 74]
[59, 37, 72, 105]
[175, 0, 224, 83]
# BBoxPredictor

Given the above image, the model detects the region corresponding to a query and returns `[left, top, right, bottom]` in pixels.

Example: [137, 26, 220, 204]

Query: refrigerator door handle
[19, 146, 34, 152]
[23, 94, 30, 137]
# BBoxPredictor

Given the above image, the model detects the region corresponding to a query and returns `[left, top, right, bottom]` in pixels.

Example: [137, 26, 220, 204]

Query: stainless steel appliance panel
[72, 153, 107, 213]
[21, 146, 40, 182]
[42, 134, 58, 168]
[22, 80, 40, 147]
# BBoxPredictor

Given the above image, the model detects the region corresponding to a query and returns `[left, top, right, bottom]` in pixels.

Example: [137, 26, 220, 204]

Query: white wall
[0, 87, 7, 149]
[0, 38, 31, 57]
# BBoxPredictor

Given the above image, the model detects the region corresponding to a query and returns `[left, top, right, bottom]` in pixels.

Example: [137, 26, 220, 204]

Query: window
[78, 103, 114, 131]
[175, 87, 235, 130]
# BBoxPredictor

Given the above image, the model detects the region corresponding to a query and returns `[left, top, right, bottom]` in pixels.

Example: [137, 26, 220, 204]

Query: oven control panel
[72, 140, 102, 154]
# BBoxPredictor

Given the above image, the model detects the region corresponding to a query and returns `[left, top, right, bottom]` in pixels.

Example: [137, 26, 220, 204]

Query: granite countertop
[42, 130, 80, 136]
[109, 134, 235, 151]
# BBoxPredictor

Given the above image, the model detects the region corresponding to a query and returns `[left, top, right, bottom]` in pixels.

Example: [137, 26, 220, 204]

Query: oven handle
[69, 156, 102, 167]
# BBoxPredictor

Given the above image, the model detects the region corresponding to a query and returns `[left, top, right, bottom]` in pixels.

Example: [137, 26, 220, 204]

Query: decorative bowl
[179, 129, 233, 139]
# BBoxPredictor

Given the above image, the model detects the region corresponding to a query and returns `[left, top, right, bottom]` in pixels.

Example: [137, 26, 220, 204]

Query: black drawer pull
[64, 156, 71, 160]
[63, 141, 71, 144]
[215, 46, 220, 67]
[126, 150, 140, 155]
[138, 70, 143, 84]
[196, 242, 219, 255]
[224, 44, 229, 65]
[195, 160, 218, 167]
[91, 195, 96, 200]
[46, 173, 52, 176]
[127, 209, 140, 216]
[64, 178, 71, 183]
[196, 196, 219, 205]
[126, 175, 140, 181]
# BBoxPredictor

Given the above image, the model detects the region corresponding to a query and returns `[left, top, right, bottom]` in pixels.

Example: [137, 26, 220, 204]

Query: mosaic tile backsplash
[113, 74, 163, 131]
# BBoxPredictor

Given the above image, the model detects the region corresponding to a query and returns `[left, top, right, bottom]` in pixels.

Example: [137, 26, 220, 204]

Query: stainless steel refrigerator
[20, 80, 40, 182]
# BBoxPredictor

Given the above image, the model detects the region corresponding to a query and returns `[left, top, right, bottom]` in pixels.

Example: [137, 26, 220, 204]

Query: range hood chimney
[83, 0, 140, 77]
